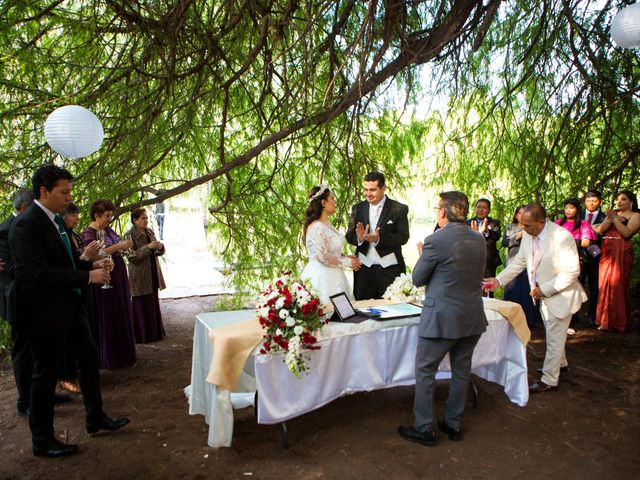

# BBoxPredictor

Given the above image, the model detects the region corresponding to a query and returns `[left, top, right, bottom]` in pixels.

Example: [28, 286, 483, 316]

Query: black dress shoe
[17, 405, 31, 418]
[397, 426, 437, 446]
[529, 381, 558, 393]
[86, 415, 130, 434]
[33, 438, 79, 457]
[54, 393, 72, 404]
[536, 366, 569, 375]
[437, 418, 463, 441]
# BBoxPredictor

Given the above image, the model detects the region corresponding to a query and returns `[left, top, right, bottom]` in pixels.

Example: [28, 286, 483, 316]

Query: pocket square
[387, 220, 394, 224]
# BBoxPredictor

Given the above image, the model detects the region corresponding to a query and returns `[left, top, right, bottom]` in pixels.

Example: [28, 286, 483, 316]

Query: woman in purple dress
[124, 208, 166, 343]
[81, 199, 136, 369]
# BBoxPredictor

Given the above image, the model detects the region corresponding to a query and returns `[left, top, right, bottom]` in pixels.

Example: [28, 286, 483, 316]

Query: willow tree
[0, 0, 501, 289]
[419, 0, 640, 221]
[1, 1, 638, 291]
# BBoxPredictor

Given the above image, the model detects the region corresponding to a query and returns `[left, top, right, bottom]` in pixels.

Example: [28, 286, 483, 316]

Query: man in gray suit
[398, 191, 487, 446]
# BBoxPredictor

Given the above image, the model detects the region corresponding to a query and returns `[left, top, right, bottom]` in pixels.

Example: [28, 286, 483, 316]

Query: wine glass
[101, 254, 114, 290]
[96, 229, 106, 255]
[122, 234, 133, 255]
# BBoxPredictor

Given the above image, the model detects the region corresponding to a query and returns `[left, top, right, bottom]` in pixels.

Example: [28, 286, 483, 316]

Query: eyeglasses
[433, 206, 443, 211]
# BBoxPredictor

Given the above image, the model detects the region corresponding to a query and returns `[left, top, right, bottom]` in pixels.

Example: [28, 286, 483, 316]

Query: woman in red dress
[596, 191, 640, 333]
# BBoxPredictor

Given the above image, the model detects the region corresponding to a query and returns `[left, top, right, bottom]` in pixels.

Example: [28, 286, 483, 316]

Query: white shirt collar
[585, 209, 600, 220]
[370, 195, 386, 210]
[535, 220, 550, 244]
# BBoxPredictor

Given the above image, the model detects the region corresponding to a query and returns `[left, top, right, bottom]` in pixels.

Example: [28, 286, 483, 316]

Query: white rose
[275, 328, 283, 336]
[275, 297, 285, 309]
[279, 309, 289, 319]
[286, 317, 296, 327]
[293, 325, 304, 336]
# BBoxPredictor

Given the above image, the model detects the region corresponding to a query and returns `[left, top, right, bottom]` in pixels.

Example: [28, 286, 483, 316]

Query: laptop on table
[329, 292, 423, 323]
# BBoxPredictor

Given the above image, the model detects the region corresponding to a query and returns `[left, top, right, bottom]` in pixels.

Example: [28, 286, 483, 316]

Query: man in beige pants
[484, 203, 586, 393]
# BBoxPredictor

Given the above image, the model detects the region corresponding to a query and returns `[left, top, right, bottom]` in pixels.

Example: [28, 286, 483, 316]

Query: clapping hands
[355, 222, 380, 243]
[80, 240, 102, 262]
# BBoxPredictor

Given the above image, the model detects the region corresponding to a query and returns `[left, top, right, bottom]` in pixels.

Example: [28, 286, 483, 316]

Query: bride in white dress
[301, 185, 361, 305]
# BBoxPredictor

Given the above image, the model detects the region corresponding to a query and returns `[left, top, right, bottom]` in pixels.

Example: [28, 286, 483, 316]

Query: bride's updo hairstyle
[303, 185, 331, 240]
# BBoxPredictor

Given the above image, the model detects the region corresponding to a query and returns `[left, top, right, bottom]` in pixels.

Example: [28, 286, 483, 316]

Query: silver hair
[13, 189, 34, 212]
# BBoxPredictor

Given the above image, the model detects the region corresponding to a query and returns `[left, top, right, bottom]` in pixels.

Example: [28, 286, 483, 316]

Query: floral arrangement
[256, 273, 326, 377]
[383, 273, 425, 301]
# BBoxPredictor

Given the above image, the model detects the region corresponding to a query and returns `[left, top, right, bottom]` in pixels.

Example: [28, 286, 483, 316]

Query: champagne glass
[96, 229, 106, 256]
[122, 234, 133, 255]
[101, 254, 114, 290]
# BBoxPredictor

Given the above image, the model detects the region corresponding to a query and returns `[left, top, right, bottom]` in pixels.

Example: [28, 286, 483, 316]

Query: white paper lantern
[611, 3, 640, 48]
[44, 105, 104, 158]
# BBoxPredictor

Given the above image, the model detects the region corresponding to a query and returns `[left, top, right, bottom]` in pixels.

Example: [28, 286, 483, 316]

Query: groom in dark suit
[10, 165, 130, 457]
[346, 171, 409, 300]
[398, 191, 487, 446]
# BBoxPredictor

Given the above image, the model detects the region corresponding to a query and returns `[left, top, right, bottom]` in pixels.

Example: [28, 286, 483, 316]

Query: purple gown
[81, 226, 137, 369]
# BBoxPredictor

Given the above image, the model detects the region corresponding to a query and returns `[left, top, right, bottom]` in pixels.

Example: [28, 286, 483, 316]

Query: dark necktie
[587, 212, 594, 224]
[54, 215, 76, 269]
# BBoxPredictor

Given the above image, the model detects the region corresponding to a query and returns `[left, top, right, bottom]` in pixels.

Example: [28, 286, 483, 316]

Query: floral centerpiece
[256, 272, 326, 378]
[383, 273, 425, 302]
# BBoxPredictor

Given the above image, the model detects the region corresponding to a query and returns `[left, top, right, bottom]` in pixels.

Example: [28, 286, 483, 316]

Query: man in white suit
[484, 203, 586, 393]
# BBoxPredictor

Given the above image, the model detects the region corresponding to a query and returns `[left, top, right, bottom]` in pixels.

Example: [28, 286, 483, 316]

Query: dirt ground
[0, 295, 639, 480]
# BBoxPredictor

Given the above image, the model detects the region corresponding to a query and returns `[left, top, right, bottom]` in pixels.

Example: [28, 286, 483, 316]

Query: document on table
[358, 302, 422, 319]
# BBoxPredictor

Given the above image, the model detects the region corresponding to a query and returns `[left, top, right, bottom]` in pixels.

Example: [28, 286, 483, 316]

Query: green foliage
[1, 1, 639, 291]
[422, 0, 640, 218]
[0, 320, 10, 359]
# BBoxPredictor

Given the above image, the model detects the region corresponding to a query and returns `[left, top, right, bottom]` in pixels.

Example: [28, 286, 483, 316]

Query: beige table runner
[205, 298, 529, 391]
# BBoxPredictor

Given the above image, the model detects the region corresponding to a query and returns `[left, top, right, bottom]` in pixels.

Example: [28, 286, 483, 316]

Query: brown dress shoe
[529, 381, 558, 393]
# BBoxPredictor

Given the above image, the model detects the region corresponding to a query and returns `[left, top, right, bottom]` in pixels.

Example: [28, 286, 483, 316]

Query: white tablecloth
[187, 307, 528, 447]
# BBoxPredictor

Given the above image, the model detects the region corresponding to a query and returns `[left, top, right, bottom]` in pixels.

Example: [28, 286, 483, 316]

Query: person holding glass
[81, 199, 136, 368]
[124, 208, 166, 343]
[595, 190, 640, 333]
[58, 203, 101, 393]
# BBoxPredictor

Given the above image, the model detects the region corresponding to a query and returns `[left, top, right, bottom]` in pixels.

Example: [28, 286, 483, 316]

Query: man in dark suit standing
[581, 190, 605, 326]
[346, 171, 410, 300]
[467, 198, 502, 278]
[398, 191, 487, 446]
[10, 165, 130, 457]
[1, 189, 37, 417]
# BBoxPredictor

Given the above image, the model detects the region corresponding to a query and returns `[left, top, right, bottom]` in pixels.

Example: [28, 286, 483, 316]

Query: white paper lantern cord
[611, 3, 640, 48]
[44, 105, 104, 159]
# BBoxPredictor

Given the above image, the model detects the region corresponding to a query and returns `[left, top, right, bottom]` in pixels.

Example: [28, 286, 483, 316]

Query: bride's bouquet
[383, 273, 425, 302]
[256, 272, 327, 378]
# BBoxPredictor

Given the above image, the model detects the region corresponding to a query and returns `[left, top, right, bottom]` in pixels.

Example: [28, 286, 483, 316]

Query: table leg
[281, 422, 288, 449]
[254, 389, 288, 449]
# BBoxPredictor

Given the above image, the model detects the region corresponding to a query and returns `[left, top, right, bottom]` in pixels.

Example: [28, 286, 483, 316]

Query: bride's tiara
[309, 184, 330, 203]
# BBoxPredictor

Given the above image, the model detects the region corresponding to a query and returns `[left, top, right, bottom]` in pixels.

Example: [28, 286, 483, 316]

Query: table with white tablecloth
[186, 302, 529, 448]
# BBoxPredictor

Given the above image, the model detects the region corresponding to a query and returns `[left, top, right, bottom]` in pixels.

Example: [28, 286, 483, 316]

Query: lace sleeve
[306, 223, 350, 268]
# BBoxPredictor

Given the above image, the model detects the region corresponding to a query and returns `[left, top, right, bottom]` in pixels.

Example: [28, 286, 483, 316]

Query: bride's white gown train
[301, 221, 354, 305]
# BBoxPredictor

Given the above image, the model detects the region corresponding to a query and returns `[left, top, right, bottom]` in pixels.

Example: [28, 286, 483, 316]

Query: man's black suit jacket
[345, 197, 410, 271]
[582, 209, 606, 262]
[582, 210, 605, 242]
[466, 216, 502, 275]
[0, 215, 16, 324]
[9, 203, 92, 335]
